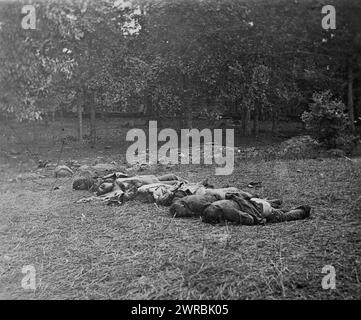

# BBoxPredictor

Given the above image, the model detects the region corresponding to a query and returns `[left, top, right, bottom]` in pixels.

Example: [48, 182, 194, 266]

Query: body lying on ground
[73, 173, 186, 195]
[170, 192, 311, 225]
[73, 172, 311, 225]
[73, 172, 213, 204]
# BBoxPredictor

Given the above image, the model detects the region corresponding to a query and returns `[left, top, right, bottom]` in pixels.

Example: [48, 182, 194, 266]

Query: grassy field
[0, 120, 360, 299]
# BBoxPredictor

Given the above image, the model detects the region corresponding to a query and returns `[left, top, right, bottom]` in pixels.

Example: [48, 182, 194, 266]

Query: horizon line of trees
[0, 0, 360, 145]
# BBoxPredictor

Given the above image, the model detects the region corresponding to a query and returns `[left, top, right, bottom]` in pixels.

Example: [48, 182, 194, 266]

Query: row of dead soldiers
[73, 173, 311, 226]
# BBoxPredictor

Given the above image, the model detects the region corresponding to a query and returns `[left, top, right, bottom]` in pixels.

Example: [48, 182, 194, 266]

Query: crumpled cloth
[225, 193, 266, 224]
[74, 173, 188, 205]
[196, 187, 253, 200]
[136, 182, 184, 206]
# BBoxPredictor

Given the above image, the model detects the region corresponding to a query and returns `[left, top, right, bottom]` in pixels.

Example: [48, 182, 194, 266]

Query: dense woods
[1, 0, 360, 142]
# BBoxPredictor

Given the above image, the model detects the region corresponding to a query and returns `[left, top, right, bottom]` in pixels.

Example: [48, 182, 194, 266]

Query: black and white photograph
[0, 0, 360, 304]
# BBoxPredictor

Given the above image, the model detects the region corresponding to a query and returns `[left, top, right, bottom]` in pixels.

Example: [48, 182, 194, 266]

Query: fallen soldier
[75, 182, 125, 205]
[136, 182, 183, 206]
[115, 174, 185, 191]
[169, 194, 219, 217]
[169, 188, 257, 218]
[203, 193, 311, 225]
[73, 173, 190, 205]
[72, 171, 129, 192]
[73, 171, 312, 226]
[170, 187, 255, 217]
[170, 192, 311, 225]
[202, 198, 257, 225]
[73, 173, 185, 194]
[134, 179, 215, 206]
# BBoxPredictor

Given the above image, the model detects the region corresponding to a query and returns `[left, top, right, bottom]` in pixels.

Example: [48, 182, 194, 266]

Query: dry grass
[0, 157, 360, 300]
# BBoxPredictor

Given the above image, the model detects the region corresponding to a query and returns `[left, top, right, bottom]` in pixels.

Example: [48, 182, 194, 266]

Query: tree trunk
[253, 104, 260, 136]
[186, 102, 193, 128]
[242, 104, 251, 136]
[77, 105, 83, 143]
[147, 95, 154, 118]
[347, 57, 355, 133]
[100, 109, 106, 120]
[181, 73, 193, 129]
[44, 113, 49, 127]
[51, 110, 55, 122]
[356, 81, 361, 125]
[89, 93, 96, 147]
[32, 120, 39, 143]
[60, 107, 64, 126]
[259, 107, 265, 121]
[271, 108, 279, 134]
[157, 118, 163, 128]
[143, 91, 151, 116]
[85, 34, 96, 145]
